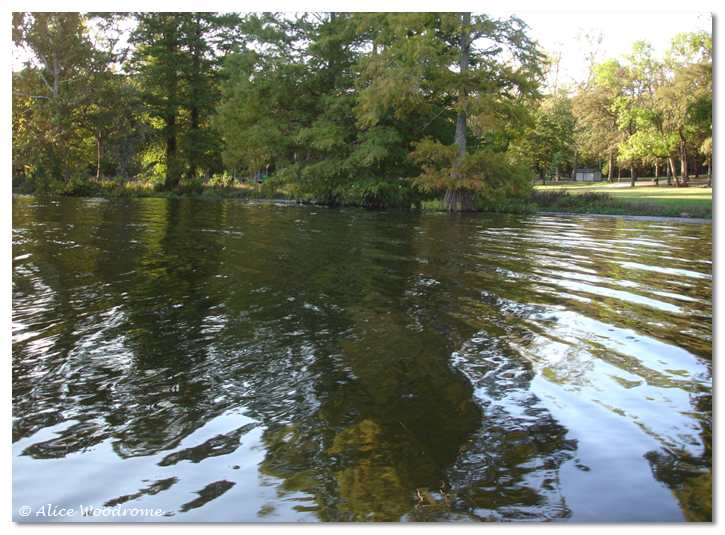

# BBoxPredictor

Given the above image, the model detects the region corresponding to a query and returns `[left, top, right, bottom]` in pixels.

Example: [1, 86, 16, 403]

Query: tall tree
[659, 30, 712, 186]
[128, 13, 183, 187]
[615, 41, 671, 185]
[356, 12, 542, 211]
[215, 13, 303, 181]
[573, 58, 628, 182]
[614, 41, 660, 187]
[12, 12, 97, 183]
[280, 12, 367, 204]
[613, 32, 712, 188]
[129, 12, 238, 189]
[513, 92, 576, 183]
[81, 13, 138, 181]
[217, 12, 421, 207]
[570, 29, 606, 181]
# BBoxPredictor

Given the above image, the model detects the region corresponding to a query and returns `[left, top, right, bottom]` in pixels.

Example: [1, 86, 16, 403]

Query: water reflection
[257, 296, 482, 521]
[12, 197, 711, 521]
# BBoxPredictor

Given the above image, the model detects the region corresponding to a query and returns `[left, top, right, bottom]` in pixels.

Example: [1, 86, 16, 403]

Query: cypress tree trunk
[442, 188, 476, 212]
[188, 18, 202, 180]
[188, 107, 199, 179]
[571, 150, 579, 182]
[443, 12, 474, 212]
[163, 22, 181, 190]
[693, 153, 700, 178]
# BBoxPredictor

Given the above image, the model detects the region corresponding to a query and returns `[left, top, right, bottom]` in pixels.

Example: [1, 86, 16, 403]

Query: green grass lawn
[531, 177, 712, 218]
[607, 186, 711, 206]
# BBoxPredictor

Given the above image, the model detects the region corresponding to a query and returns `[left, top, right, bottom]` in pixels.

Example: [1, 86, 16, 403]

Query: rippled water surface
[12, 196, 712, 522]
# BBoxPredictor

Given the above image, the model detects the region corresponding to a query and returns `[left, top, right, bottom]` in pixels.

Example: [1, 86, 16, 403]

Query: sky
[491, 8, 712, 85]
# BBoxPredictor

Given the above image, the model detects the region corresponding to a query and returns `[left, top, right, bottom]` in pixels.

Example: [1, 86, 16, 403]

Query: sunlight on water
[12, 196, 711, 522]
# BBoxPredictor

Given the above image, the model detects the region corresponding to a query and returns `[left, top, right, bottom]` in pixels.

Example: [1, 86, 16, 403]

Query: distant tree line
[12, 12, 712, 209]
[515, 28, 712, 187]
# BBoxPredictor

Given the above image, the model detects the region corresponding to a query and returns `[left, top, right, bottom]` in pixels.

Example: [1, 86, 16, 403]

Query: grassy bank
[418, 178, 712, 218]
[530, 178, 712, 219]
[527, 189, 711, 219]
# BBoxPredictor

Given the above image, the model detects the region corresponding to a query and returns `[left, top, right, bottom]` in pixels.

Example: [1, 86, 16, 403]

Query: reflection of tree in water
[253, 213, 486, 520]
[410, 331, 573, 521]
[14, 198, 230, 461]
[257, 318, 577, 521]
[249, 277, 477, 518]
[645, 390, 712, 522]
[329, 419, 439, 519]
[105, 199, 230, 458]
[17, 200, 561, 521]
[256, 222, 575, 521]
[13, 197, 135, 449]
[13, 198, 161, 456]
[646, 451, 712, 522]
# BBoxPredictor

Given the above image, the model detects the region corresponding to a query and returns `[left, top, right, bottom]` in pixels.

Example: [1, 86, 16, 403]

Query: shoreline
[13, 193, 713, 223]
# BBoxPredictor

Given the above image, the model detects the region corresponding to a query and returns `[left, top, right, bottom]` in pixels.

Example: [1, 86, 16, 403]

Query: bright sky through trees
[495, 8, 712, 84]
[9, 3, 713, 75]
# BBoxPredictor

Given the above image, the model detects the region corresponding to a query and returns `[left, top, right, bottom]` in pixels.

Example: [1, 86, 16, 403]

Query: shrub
[210, 172, 235, 187]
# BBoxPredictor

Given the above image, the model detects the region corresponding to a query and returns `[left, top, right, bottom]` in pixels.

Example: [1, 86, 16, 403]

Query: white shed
[575, 169, 603, 182]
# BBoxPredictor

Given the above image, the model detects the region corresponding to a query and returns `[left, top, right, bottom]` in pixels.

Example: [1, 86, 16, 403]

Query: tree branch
[60, 76, 83, 84]
[12, 91, 51, 100]
[37, 70, 55, 96]
[415, 107, 449, 134]
[19, 103, 41, 115]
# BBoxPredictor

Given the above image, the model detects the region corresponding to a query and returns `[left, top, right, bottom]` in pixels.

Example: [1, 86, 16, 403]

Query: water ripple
[12, 198, 711, 522]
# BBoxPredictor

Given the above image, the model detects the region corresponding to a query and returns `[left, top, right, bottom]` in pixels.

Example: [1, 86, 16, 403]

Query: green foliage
[570, 30, 711, 184]
[216, 13, 362, 202]
[12, 13, 98, 182]
[12, 11, 710, 211]
[129, 12, 237, 189]
[213, 12, 543, 210]
[410, 141, 533, 200]
[513, 93, 576, 176]
[474, 196, 538, 214]
[354, 12, 542, 209]
[210, 171, 235, 187]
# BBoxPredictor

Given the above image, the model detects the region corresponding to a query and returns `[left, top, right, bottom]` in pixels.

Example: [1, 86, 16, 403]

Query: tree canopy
[12, 12, 712, 205]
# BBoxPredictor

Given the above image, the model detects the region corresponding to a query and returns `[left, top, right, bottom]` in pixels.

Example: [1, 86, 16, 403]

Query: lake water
[12, 196, 712, 522]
